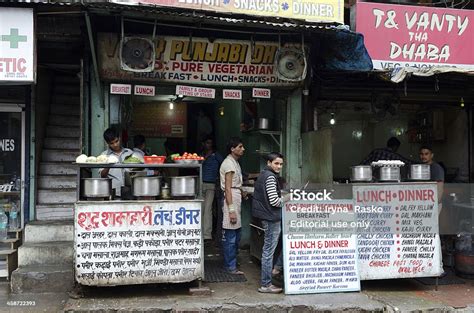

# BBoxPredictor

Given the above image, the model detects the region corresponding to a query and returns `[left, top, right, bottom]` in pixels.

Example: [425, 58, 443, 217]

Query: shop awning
[384, 66, 474, 84]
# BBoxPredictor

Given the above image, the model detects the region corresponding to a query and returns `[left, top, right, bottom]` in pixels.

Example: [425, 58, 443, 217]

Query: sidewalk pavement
[1, 248, 473, 313]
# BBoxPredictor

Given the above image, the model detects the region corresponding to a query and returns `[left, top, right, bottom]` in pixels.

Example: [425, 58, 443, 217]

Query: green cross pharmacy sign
[0, 8, 34, 83]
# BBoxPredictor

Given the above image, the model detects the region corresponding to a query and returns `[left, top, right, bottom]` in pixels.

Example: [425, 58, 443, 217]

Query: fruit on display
[172, 152, 204, 161]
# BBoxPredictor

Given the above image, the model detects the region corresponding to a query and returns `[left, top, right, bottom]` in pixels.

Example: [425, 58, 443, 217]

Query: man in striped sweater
[252, 152, 288, 293]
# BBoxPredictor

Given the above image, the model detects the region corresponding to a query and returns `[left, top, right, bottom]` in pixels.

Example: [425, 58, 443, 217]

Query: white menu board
[282, 200, 361, 294]
[353, 183, 442, 279]
[74, 201, 203, 286]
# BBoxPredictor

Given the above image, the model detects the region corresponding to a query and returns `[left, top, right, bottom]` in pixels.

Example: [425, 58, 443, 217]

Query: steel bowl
[170, 176, 196, 197]
[379, 166, 400, 181]
[133, 176, 161, 197]
[351, 166, 372, 182]
[257, 118, 269, 130]
[410, 164, 430, 180]
[82, 178, 112, 198]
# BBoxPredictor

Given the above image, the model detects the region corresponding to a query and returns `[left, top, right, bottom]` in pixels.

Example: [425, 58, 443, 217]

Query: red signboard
[355, 2, 474, 70]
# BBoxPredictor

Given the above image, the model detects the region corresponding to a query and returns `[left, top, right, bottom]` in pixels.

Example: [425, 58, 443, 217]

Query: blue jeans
[261, 220, 281, 287]
[222, 228, 241, 272]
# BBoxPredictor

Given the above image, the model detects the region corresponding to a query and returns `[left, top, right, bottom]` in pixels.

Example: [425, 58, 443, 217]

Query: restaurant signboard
[355, 2, 474, 70]
[98, 33, 304, 87]
[0, 8, 35, 83]
[110, 0, 344, 24]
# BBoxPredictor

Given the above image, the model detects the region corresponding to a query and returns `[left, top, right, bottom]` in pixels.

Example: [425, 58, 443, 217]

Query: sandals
[227, 269, 245, 275]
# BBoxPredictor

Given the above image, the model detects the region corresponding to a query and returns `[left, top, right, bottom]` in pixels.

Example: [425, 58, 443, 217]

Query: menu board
[131, 101, 187, 138]
[282, 200, 361, 294]
[74, 201, 202, 286]
[353, 183, 442, 279]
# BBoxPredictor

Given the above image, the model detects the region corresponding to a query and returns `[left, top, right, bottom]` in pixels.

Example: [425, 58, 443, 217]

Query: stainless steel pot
[133, 176, 160, 197]
[82, 178, 112, 198]
[379, 167, 400, 181]
[410, 164, 430, 180]
[351, 166, 372, 182]
[170, 176, 196, 197]
[257, 118, 269, 130]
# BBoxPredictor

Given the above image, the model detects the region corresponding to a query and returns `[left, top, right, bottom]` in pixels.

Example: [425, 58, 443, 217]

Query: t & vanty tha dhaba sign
[355, 2, 474, 70]
[111, 0, 343, 24]
[98, 33, 304, 86]
[0, 8, 35, 83]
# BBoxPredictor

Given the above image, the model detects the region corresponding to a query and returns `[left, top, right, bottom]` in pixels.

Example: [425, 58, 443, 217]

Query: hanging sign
[111, 0, 344, 24]
[252, 88, 271, 98]
[222, 89, 242, 100]
[355, 2, 474, 70]
[110, 83, 132, 95]
[134, 85, 155, 96]
[0, 8, 35, 83]
[132, 101, 187, 138]
[176, 85, 215, 99]
[98, 33, 304, 87]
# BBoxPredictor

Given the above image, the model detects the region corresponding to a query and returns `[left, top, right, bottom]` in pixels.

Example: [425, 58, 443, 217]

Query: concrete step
[42, 149, 80, 162]
[44, 138, 80, 150]
[36, 204, 74, 220]
[11, 264, 74, 293]
[18, 241, 74, 266]
[50, 103, 80, 115]
[53, 95, 79, 106]
[49, 114, 80, 127]
[39, 162, 78, 176]
[24, 220, 74, 243]
[46, 125, 81, 138]
[38, 175, 77, 189]
[37, 188, 76, 204]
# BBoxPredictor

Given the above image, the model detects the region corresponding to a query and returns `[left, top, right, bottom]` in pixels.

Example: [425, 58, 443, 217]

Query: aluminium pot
[410, 164, 430, 180]
[351, 166, 372, 182]
[133, 176, 161, 197]
[82, 178, 112, 198]
[170, 176, 196, 197]
[257, 118, 270, 130]
[379, 166, 401, 182]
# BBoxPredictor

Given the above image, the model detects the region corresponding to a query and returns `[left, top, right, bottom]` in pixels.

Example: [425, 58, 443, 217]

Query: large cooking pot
[82, 178, 112, 198]
[133, 176, 160, 197]
[410, 164, 430, 180]
[351, 166, 372, 182]
[379, 167, 400, 182]
[170, 176, 196, 197]
[257, 118, 269, 130]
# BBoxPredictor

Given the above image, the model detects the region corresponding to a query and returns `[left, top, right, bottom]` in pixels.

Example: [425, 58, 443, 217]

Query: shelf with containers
[73, 162, 204, 287]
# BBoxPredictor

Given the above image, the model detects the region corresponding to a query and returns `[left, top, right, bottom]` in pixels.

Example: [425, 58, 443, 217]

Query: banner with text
[75, 201, 202, 286]
[355, 2, 474, 70]
[0, 8, 35, 83]
[112, 0, 343, 24]
[98, 33, 304, 86]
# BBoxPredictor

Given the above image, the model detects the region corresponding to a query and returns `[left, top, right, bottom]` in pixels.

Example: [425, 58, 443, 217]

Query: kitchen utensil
[379, 166, 400, 182]
[409, 164, 430, 180]
[351, 166, 372, 182]
[257, 118, 269, 130]
[133, 176, 161, 197]
[170, 176, 196, 197]
[82, 178, 112, 198]
[160, 182, 171, 199]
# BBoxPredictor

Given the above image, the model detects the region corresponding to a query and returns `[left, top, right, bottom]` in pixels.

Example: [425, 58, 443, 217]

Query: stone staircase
[11, 72, 80, 293]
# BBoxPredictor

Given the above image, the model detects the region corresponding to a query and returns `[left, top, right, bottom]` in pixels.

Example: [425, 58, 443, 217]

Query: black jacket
[252, 167, 281, 222]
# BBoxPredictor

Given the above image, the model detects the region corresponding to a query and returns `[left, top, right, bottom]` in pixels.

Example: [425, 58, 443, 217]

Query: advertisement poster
[0, 8, 35, 82]
[282, 200, 360, 294]
[355, 2, 474, 70]
[353, 183, 442, 280]
[98, 33, 304, 86]
[75, 201, 202, 286]
[112, 0, 344, 24]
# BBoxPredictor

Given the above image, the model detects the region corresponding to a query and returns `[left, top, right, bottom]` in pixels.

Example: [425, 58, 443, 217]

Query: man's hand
[229, 211, 237, 224]
[282, 193, 291, 203]
[242, 190, 248, 200]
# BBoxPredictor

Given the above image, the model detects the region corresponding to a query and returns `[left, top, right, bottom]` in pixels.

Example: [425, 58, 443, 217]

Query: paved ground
[1, 249, 474, 312]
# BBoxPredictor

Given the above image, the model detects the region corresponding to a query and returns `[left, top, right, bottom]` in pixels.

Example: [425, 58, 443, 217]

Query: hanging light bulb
[169, 101, 174, 110]
[329, 113, 336, 125]
[219, 106, 224, 116]
[460, 97, 465, 108]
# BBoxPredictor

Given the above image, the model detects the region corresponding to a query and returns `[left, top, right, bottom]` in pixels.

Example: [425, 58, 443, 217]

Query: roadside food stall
[73, 159, 204, 287]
